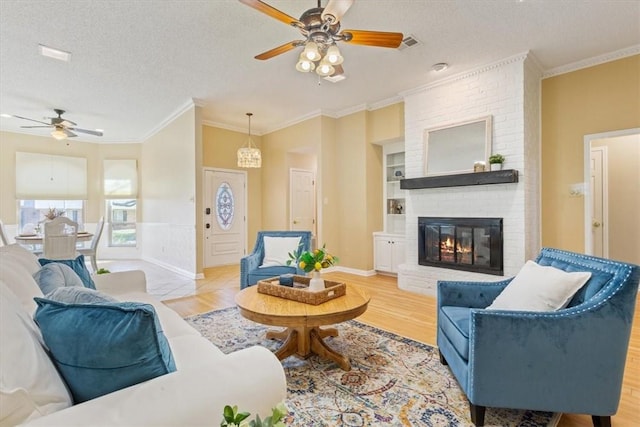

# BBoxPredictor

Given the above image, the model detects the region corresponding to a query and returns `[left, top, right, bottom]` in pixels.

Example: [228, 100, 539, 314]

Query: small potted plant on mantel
[489, 154, 505, 171]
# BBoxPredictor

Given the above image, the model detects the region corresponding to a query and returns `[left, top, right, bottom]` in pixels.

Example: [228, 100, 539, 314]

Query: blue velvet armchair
[437, 248, 639, 427]
[240, 231, 312, 289]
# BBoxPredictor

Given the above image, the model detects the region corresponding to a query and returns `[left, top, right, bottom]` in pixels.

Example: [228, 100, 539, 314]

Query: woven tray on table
[257, 275, 346, 305]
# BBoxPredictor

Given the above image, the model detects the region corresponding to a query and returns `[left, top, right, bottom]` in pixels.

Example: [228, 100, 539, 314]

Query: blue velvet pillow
[44, 286, 118, 304]
[33, 298, 176, 403]
[38, 256, 96, 289]
[33, 263, 84, 295]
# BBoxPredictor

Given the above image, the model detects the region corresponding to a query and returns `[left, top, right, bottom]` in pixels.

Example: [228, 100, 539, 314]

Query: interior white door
[204, 169, 246, 267]
[290, 169, 315, 233]
[590, 147, 607, 257]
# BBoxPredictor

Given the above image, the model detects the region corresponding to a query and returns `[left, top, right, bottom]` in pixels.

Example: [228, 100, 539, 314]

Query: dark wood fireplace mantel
[400, 169, 518, 190]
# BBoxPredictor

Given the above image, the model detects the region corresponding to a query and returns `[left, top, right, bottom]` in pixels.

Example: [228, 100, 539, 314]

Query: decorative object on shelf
[287, 244, 339, 292]
[96, 268, 111, 275]
[237, 112, 261, 168]
[489, 153, 505, 171]
[220, 402, 287, 427]
[473, 161, 486, 172]
[394, 170, 404, 179]
[239, 0, 403, 80]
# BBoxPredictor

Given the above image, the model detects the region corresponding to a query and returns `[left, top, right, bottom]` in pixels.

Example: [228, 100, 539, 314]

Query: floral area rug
[186, 307, 560, 427]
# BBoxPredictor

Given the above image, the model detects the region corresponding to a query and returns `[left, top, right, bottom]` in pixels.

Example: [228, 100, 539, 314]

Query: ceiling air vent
[398, 35, 420, 50]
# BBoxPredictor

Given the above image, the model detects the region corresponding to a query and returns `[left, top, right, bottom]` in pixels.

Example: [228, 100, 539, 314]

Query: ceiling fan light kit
[10, 108, 104, 141]
[239, 0, 402, 79]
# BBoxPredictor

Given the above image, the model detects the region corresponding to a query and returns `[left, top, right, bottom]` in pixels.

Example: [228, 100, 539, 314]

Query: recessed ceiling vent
[398, 35, 420, 50]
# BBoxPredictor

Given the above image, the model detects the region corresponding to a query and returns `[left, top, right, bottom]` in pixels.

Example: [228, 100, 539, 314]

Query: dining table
[14, 232, 93, 253]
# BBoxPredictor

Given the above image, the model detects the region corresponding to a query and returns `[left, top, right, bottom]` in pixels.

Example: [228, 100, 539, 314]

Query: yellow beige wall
[0, 130, 141, 225]
[262, 117, 321, 231]
[541, 55, 640, 252]
[201, 125, 263, 250]
[140, 106, 198, 275]
[592, 134, 640, 264]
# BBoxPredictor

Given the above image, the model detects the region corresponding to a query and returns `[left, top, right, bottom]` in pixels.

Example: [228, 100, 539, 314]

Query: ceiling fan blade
[64, 129, 77, 138]
[12, 115, 51, 126]
[61, 119, 77, 127]
[341, 29, 404, 48]
[69, 127, 103, 137]
[238, 0, 301, 27]
[20, 125, 53, 128]
[255, 40, 303, 60]
[322, 0, 354, 24]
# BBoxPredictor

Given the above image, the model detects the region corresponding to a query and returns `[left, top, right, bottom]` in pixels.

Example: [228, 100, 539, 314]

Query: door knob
[592, 221, 601, 228]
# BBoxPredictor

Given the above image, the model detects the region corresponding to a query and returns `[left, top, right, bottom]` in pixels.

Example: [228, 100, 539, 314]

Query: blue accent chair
[437, 248, 639, 427]
[240, 231, 312, 289]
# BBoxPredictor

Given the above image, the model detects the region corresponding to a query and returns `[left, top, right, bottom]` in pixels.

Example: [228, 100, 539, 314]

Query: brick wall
[398, 53, 542, 295]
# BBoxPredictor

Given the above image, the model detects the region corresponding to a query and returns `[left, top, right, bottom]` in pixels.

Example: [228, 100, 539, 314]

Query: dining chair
[0, 220, 9, 246]
[43, 217, 78, 260]
[78, 217, 104, 271]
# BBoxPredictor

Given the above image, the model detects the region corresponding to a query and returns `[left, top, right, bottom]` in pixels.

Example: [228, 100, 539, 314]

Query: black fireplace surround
[418, 217, 503, 276]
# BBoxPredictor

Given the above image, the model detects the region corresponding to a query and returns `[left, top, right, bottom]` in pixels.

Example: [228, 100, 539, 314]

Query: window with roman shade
[103, 159, 138, 198]
[16, 152, 88, 200]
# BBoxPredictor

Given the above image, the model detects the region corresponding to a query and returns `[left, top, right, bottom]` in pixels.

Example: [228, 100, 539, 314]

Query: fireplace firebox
[418, 217, 503, 275]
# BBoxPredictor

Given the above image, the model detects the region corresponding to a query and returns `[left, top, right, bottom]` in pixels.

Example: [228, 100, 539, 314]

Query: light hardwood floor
[163, 266, 640, 427]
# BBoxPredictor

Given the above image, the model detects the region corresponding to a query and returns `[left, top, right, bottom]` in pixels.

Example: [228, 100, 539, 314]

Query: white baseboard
[141, 256, 204, 280]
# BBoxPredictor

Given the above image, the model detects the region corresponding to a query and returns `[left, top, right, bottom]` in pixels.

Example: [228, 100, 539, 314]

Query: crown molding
[261, 109, 326, 134]
[139, 98, 197, 142]
[542, 45, 640, 78]
[400, 51, 530, 98]
[367, 95, 404, 111]
[201, 120, 264, 136]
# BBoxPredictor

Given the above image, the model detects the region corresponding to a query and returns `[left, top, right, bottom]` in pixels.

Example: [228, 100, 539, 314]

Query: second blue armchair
[240, 231, 312, 289]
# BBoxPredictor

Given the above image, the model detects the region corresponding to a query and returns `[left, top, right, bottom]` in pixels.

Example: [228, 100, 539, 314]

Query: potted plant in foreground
[489, 154, 505, 171]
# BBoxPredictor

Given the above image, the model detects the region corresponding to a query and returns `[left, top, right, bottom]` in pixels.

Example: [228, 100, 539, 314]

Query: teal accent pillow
[33, 263, 84, 295]
[33, 298, 176, 403]
[44, 286, 118, 304]
[38, 256, 96, 289]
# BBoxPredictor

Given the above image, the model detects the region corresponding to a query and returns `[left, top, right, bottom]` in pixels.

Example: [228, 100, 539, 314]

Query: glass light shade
[237, 146, 262, 168]
[316, 60, 335, 77]
[325, 45, 344, 65]
[51, 129, 67, 140]
[295, 55, 316, 73]
[302, 42, 321, 61]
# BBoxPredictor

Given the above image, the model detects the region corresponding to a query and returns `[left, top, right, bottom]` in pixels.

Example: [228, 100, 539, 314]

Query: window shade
[16, 152, 87, 200]
[103, 159, 138, 198]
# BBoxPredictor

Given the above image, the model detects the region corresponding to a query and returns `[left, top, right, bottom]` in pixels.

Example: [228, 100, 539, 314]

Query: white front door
[290, 169, 315, 233]
[203, 169, 246, 267]
[590, 147, 607, 257]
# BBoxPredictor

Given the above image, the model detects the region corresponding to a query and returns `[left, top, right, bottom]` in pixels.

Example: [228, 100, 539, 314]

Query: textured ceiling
[0, 0, 639, 143]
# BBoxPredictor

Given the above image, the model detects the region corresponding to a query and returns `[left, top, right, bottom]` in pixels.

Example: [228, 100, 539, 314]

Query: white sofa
[0, 244, 287, 426]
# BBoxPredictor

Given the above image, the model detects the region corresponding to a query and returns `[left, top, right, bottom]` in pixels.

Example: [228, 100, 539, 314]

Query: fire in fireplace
[418, 217, 503, 275]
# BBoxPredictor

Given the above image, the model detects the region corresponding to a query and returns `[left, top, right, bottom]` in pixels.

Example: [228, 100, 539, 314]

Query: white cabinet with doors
[373, 141, 405, 273]
[373, 232, 405, 274]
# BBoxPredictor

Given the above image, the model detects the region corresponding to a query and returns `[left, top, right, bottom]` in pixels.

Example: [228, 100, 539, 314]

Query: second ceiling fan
[238, 0, 403, 78]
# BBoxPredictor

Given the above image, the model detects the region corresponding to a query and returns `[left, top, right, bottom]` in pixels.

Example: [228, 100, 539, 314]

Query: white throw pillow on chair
[260, 236, 302, 268]
[487, 260, 591, 312]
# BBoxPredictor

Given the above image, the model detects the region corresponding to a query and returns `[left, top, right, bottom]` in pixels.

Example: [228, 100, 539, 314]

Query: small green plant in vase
[488, 154, 505, 171]
[287, 244, 339, 291]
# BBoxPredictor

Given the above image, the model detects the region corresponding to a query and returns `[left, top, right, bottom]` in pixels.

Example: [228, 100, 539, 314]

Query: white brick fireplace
[398, 53, 542, 295]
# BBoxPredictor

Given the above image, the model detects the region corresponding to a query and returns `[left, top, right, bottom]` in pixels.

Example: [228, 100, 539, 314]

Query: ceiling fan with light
[12, 109, 103, 140]
[238, 0, 403, 78]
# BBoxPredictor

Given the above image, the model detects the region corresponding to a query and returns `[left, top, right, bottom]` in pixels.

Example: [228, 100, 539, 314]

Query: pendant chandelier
[237, 112, 261, 168]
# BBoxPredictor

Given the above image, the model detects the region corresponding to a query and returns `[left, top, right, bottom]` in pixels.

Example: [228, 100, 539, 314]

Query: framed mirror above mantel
[424, 115, 492, 176]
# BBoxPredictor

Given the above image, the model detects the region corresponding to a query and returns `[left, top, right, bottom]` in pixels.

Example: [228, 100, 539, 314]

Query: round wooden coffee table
[235, 284, 370, 371]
